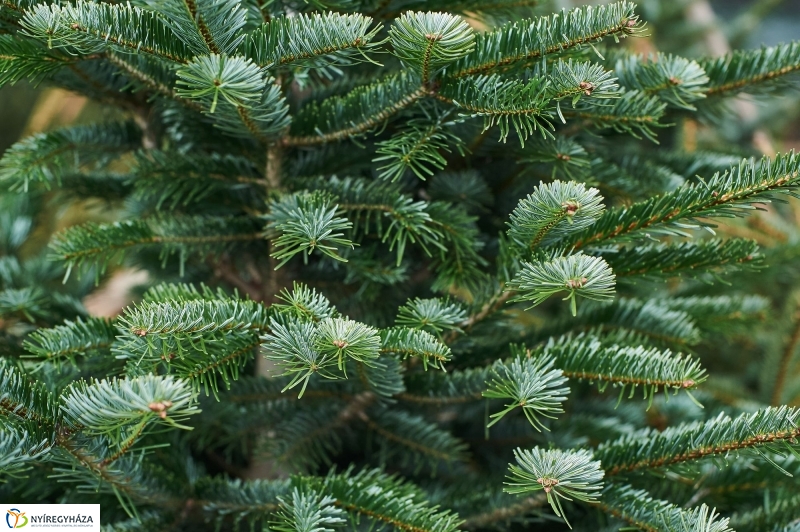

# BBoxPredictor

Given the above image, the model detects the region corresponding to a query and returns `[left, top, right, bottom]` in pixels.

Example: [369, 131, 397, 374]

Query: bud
[562, 201, 580, 216]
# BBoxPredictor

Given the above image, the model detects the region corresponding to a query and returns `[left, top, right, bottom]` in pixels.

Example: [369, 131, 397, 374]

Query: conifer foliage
[1, 0, 800, 530]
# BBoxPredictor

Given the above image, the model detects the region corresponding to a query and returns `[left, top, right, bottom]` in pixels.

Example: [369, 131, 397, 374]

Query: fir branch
[606, 238, 762, 279]
[23, 316, 116, 364]
[132, 150, 266, 210]
[0, 424, 51, 477]
[242, 12, 382, 68]
[373, 111, 465, 182]
[138, 0, 247, 56]
[595, 483, 732, 532]
[398, 366, 486, 405]
[526, 333, 706, 403]
[521, 137, 592, 181]
[272, 487, 346, 532]
[171, 334, 260, 397]
[614, 52, 709, 110]
[195, 476, 287, 525]
[60, 375, 200, 435]
[59, 60, 146, 115]
[0, 286, 49, 322]
[350, 357, 406, 398]
[380, 327, 451, 370]
[273, 282, 338, 323]
[116, 297, 270, 357]
[425, 201, 487, 293]
[302, 468, 463, 532]
[484, 354, 568, 430]
[507, 253, 616, 316]
[545, 59, 621, 103]
[562, 89, 666, 141]
[141, 282, 239, 304]
[0, 121, 141, 192]
[531, 299, 702, 347]
[0, 360, 59, 427]
[565, 152, 800, 251]
[362, 409, 470, 468]
[449, 2, 643, 78]
[263, 318, 340, 397]
[302, 175, 444, 264]
[507, 180, 604, 251]
[505, 447, 604, 527]
[265, 192, 355, 268]
[49, 216, 264, 279]
[438, 74, 554, 144]
[395, 297, 467, 335]
[314, 317, 382, 373]
[20, 1, 193, 63]
[447, 286, 515, 342]
[262, 314, 384, 397]
[175, 54, 291, 142]
[597, 407, 800, 476]
[0, 34, 93, 86]
[103, 53, 204, 113]
[286, 72, 427, 146]
[389, 11, 475, 84]
[439, 60, 619, 145]
[728, 493, 800, 532]
[51, 439, 186, 511]
[702, 41, 800, 97]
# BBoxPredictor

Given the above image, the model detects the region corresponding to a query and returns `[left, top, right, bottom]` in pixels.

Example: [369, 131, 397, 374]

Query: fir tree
[1, 0, 800, 530]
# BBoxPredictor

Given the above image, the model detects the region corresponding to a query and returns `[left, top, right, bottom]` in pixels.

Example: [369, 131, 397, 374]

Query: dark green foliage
[0, 121, 141, 192]
[595, 407, 800, 476]
[21, 1, 195, 62]
[0, 35, 77, 86]
[389, 12, 475, 81]
[505, 448, 604, 527]
[483, 355, 569, 430]
[2, 0, 800, 530]
[597, 484, 733, 532]
[240, 12, 382, 68]
[50, 216, 263, 278]
[266, 192, 355, 266]
[564, 152, 800, 249]
[702, 41, 800, 98]
[614, 52, 709, 110]
[448, 2, 644, 78]
[23, 316, 116, 364]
